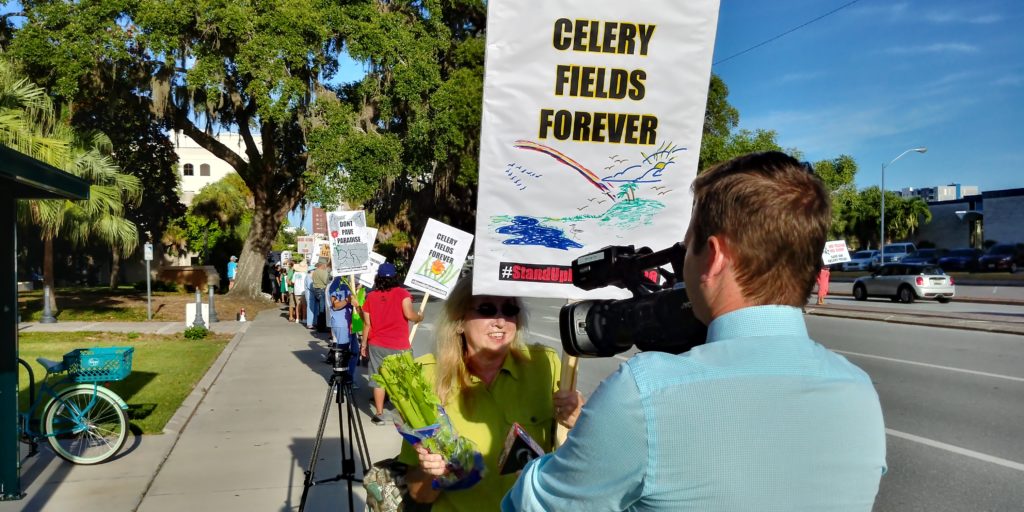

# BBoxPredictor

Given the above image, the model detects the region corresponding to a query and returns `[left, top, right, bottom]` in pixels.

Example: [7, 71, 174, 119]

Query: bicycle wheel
[42, 386, 128, 464]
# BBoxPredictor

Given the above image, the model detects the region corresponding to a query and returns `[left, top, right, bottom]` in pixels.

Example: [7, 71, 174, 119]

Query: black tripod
[299, 347, 372, 512]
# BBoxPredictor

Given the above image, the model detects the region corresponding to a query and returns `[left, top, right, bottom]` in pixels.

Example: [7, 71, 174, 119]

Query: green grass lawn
[18, 331, 230, 434]
[18, 286, 171, 322]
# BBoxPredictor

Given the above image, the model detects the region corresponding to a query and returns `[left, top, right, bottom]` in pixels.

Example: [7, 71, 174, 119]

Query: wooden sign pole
[408, 293, 430, 342]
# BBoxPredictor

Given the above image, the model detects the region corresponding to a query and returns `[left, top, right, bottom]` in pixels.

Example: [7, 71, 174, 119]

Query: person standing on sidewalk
[292, 260, 308, 324]
[503, 151, 886, 511]
[816, 264, 831, 305]
[360, 263, 423, 425]
[400, 274, 582, 511]
[308, 257, 331, 330]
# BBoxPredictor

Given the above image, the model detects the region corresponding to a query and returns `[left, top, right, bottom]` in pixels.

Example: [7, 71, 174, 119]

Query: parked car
[842, 250, 879, 271]
[938, 248, 984, 272]
[903, 248, 948, 265]
[872, 242, 918, 267]
[852, 263, 954, 304]
[978, 244, 1024, 273]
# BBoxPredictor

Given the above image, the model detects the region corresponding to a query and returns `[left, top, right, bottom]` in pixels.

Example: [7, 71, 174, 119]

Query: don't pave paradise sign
[473, 0, 721, 299]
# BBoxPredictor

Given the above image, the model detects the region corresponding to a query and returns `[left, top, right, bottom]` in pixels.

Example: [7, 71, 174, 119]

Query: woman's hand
[553, 389, 584, 428]
[415, 444, 449, 477]
[360, 343, 369, 359]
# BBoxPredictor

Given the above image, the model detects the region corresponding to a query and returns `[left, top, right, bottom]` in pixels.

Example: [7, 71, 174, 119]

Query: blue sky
[712, 0, 1022, 193]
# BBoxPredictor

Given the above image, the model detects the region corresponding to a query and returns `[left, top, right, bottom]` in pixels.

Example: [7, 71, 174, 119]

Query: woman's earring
[456, 327, 464, 334]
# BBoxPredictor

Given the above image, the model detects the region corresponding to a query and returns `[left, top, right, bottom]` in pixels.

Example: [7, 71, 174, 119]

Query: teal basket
[62, 347, 134, 383]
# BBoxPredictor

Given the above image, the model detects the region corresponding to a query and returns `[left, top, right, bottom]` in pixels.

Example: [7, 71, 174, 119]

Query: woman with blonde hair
[396, 273, 583, 511]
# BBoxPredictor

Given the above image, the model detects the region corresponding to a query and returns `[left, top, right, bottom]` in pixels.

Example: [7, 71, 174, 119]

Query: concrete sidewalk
[3, 309, 403, 512]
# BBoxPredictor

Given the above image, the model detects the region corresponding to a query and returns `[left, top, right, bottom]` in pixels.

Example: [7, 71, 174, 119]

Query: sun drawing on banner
[415, 257, 459, 285]
[490, 140, 686, 250]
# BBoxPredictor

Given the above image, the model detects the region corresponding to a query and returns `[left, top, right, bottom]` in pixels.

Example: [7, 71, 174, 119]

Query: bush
[183, 326, 209, 340]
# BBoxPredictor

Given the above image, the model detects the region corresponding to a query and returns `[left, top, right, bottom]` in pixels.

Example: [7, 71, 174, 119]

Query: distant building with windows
[900, 183, 979, 203]
[311, 207, 328, 235]
[174, 131, 260, 205]
[913, 188, 1024, 250]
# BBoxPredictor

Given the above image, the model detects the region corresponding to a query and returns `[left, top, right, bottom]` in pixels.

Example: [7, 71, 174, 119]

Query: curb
[806, 306, 1024, 336]
[826, 291, 1024, 307]
[132, 321, 251, 510]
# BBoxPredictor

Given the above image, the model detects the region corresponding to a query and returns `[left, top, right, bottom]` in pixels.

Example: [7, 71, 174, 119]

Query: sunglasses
[473, 302, 521, 318]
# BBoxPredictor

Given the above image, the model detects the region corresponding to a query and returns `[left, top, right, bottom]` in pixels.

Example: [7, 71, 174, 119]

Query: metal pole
[192, 289, 207, 328]
[146, 259, 152, 320]
[880, 163, 886, 264]
[40, 285, 57, 324]
[208, 285, 219, 323]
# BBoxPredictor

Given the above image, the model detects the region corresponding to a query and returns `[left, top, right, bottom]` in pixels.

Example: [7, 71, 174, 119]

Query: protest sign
[327, 211, 371, 275]
[358, 252, 387, 288]
[404, 219, 474, 300]
[473, 0, 721, 299]
[297, 236, 315, 264]
[822, 240, 852, 266]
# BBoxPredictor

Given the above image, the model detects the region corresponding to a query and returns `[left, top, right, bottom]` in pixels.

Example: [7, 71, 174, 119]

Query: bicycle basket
[62, 347, 134, 383]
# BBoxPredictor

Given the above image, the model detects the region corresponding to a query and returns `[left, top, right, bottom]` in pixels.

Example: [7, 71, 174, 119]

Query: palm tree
[616, 182, 638, 202]
[3, 57, 141, 310]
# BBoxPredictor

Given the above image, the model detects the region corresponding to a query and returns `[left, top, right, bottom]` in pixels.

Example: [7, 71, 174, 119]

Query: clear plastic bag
[393, 405, 486, 490]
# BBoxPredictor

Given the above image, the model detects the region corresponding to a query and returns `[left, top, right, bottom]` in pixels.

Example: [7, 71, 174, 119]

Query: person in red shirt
[360, 262, 424, 425]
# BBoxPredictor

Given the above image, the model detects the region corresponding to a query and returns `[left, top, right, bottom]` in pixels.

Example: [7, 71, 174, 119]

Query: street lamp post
[880, 147, 927, 264]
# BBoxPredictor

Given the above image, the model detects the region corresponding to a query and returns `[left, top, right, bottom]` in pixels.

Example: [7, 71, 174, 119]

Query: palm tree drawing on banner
[617, 183, 638, 202]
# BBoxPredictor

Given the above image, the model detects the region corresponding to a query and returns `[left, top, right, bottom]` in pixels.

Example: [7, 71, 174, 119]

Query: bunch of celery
[373, 352, 481, 485]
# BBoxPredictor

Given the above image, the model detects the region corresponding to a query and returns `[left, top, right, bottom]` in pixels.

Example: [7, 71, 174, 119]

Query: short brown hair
[690, 151, 831, 306]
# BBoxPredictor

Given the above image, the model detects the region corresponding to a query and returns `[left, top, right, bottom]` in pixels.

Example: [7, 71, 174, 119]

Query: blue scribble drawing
[496, 216, 583, 250]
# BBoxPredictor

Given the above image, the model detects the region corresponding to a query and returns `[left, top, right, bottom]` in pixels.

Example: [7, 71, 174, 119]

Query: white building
[900, 184, 980, 202]
[174, 131, 260, 205]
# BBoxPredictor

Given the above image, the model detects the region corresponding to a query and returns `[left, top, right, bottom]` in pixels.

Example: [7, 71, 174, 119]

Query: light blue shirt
[503, 305, 886, 512]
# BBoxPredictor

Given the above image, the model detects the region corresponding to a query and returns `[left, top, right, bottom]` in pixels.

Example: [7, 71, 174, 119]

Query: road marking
[834, 350, 1024, 383]
[886, 428, 1024, 472]
[532, 332, 559, 343]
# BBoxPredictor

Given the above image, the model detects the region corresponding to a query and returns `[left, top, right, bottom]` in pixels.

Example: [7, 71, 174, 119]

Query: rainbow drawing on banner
[513, 140, 616, 201]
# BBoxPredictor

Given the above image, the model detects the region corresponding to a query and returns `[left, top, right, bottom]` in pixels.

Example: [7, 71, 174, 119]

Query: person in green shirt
[397, 273, 584, 511]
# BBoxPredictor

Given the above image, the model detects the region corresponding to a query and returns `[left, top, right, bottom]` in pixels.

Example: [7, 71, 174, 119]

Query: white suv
[874, 242, 917, 267]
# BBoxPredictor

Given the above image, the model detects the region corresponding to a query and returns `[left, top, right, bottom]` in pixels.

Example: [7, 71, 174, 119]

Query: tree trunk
[44, 237, 58, 315]
[228, 201, 289, 299]
[110, 248, 121, 290]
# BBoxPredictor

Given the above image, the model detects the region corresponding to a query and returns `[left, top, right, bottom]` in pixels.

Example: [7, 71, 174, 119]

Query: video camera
[329, 344, 353, 376]
[559, 243, 708, 357]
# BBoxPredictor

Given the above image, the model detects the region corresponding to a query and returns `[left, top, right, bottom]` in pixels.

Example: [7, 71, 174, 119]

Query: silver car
[843, 250, 879, 271]
[852, 263, 955, 303]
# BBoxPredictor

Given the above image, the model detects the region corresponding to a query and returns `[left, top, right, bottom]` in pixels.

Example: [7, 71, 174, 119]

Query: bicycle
[17, 346, 134, 465]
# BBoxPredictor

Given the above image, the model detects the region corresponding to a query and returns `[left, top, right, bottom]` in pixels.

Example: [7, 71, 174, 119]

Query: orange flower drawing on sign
[431, 259, 446, 275]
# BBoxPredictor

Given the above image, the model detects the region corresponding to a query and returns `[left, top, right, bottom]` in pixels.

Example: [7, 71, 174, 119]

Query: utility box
[184, 303, 211, 326]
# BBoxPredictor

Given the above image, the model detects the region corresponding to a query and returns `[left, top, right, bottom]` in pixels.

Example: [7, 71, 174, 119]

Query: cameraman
[503, 152, 886, 511]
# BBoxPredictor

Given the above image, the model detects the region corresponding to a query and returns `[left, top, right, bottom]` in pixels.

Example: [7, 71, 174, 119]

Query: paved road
[507, 296, 1024, 512]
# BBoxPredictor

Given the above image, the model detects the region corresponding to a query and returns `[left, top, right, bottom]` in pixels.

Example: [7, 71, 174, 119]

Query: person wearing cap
[361, 262, 424, 425]
[227, 255, 238, 290]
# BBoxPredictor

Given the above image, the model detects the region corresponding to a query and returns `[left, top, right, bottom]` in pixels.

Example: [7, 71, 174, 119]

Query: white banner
[404, 219, 475, 299]
[327, 211, 371, 275]
[822, 240, 852, 265]
[473, 1, 721, 299]
[359, 252, 387, 288]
